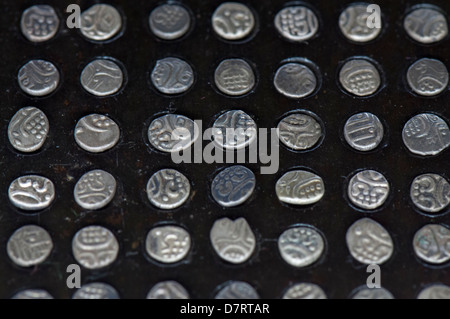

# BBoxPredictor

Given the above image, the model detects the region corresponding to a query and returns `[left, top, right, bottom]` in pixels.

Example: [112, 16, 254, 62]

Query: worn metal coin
[277, 113, 322, 150]
[404, 7, 448, 44]
[80, 59, 124, 97]
[215, 281, 259, 299]
[146, 169, 190, 210]
[12, 290, 53, 299]
[417, 284, 450, 299]
[344, 112, 384, 152]
[147, 281, 189, 299]
[413, 224, 450, 265]
[339, 59, 381, 97]
[282, 283, 327, 299]
[73, 283, 119, 299]
[274, 63, 317, 99]
[9, 175, 55, 211]
[80, 4, 122, 41]
[212, 110, 257, 150]
[212, 2, 255, 41]
[276, 170, 325, 206]
[21, 5, 60, 42]
[211, 166, 255, 208]
[146, 225, 191, 263]
[149, 4, 191, 40]
[151, 57, 194, 95]
[339, 3, 382, 43]
[74, 114, 120, 153]
[274, 6, 319, 42]
[348, 170, 389, 210]
[407, 58, 449, 97]
[214, 59, 255, 96]
[74, 170, 117, 210]
[18, 60, 60, 97]
[352, 287, 394, 299]
[410, 174, 450, 213]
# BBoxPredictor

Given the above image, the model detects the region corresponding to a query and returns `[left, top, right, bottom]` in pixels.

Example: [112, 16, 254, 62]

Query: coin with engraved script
[417, 284, 450, 299]
[8, 175, 55, 211]
[212, 2, 255, 41]
[7, 225, 53, 267]
[147, 281, 189, 299]
[146, 225, 191, 263]
[352, 287, 394, 299]
[74, 170, 117, 210]
[212, 110, 257, 150]
[211, 166, 255, 208]
[407, 58, 449, 97]
[151, 57, 194, 95]
[215, 281, 260, 299]
[74, 114, 120, 153]
[73, 283, 119, 299]
[18, 60, 60, 97]
[410, 174, 450, 213]
[339, 58, 381, 97]
[80, 59, 124, 97]
[80, 4, 122, 41]
[21, 5, 60, 42]
[413, 224, 450, 265]
[346, 218, 394, 265]
[282, 283, 327, 299]
[276, 170, 325, 206]
[146, 169, 190, 210]
[274, 6, 319, 42]
[348, 170, 389, 210]
[344, 112, 384, 152]
[277, 113, 322, 150]
[274, 63, 317, 99]
[215, 59, 255, 96]
[404, 7, 448, 44]
[149, 4, 191, 40]
[12, 290, 53, 299]
[339, 3, 382, 43]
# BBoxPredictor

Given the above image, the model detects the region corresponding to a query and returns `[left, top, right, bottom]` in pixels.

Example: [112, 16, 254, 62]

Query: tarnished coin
[274, 63, 317, 99]
[411, 174, 450, 213]
[7, 225, 53, 267]
[151, 57, 194, 95]
[211, 166, 255, 208]
[73, 283, 119, 299]
[147, 281, 189, 299]
[212, 110, 257, 150]
[348, 170, 389, 210]
[344, 112, 384, 152]
[80, 59, 124, 97]
[215, 281, 259, 299]
[407, 58, 449, 97]
[274, 6, 319, 42]
[12, 290, 53, 299]
[404, 7, 448, 44]
[74, 114, 120, 153]
[146, 225, 191, 263]
[402, 113, 450, 156]
[210, 217, 256, 264]
[18, 60, 60, 97]
[8, 107, 49, 153]
[21, 5, 60, 43]
[74, 170, 117, 210]
[339, 3, 382, 43]
[276, 170, 325, 206]
[148, 114, 199, 153]
[278, 226, 325, 268]
[72, 226, 119, 270]
[147, 169, 190, 210]
[339, 59, 381, 97]
[282, 283, 327, 299]
[212, 2, 255, 41]
[352, 287, 394, 299]
[346, 218, 394, 265]
[80, 4, 122, 41]
[215, 59, 255, 96]
[277, 113, 322, 150]
[149, 4, 191, 40]
[413, 224, 450, 265]
[418, 284, 450, 299]
[9, 175, 55, 211]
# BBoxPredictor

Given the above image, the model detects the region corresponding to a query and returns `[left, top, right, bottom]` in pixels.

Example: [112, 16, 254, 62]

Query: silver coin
[215, 59, 255, 96]
[7, 225, 53, 267]
[151, 57, 194, 95]
[277, 113, 322, 150]
[411, 174, 450, 213]
[418, 284, 450, 299]
[211, 166, 255, 208]
[352, 287, 394, 299]
[274, 63, 317, 99]
[74, 114, 120, 153]
[274, 6, 319, 42]
[339, 3, 382, 43]
[282, 283, 327, 299]
[215, 281, 259, 299]
[339, 59, 381, 97]
[18, 60, 60, 97]
[74, 170, 117, 210]
[210, 217, 256, 264]
[346, 218, 394, 265]
[73, 283, 119, 299]
[344, 112, 384, 152]
[8, 107, 49, 153]
[147, 281, 189, 299]
[212, 110, 257, 150]
[402, 113, 450, 156]
[12, 290, 53, 299]
[413, 224, 450, 265]
[80, 4, 122, 41]
[278, 226, 325, 268]
[276, 170, 325, 206]
[72, 226, 119, 270]
[145, 225, 191, 263]
[146, 169, 190, 210]
[407, 58, 449, 97]
[149, 4, 191, 40]
[80, 59, 124, 97]
[148, 114, 199, 153]
[348, 170, 389, 210]
[8, 175, 55, 211]
[212, 2, 255, 41]
[404, 7, 448, 44]
[21, 5, 60, 43]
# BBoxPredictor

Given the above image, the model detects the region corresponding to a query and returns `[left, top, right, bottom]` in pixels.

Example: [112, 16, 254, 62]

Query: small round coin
[21, 5, 60, 43]
[404, 7, 448, 44]
[277, 113, 322, 150]
[8, 175, 55, 211]
[410, 174, 450, 213]
[146, 169, 190, 210]
[407, 58, 449, 97]
[348, 170, 389, 210]
[149, 4, 191, 40]
[339, 58, 381, 97]
[211, 166, 255, 208]
[352, 287, 394, 299]
[413, 224, 450, 265]
[215, 281, 259, 299]
[74, 114, 120, 153]
[212, 110, 257, 150]
[274, 6, 319, 42]
[12, 290, 53, 299]
[74, 170, 117, 210]
[80, 59, 124, 97]
[147, 281, 189, 299]
[282, 283, 327, 299]
[80, 4, 122, 41]
[214, 59, 255, 96]
[145, 225, 191, 263]
[18, 60, 60, 97]
[212, 2, 255, 41]
[274, 63, 317, 99]
[339, 3, 382, 43]
[151, 57, 194, 95]
[73, 283, 119, 299]
[344, 112, 384, 152]
[276, 170, 325, 206]
[417, 284, 450, 299]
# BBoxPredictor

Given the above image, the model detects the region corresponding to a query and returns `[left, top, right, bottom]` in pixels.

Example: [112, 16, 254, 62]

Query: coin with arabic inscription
[18, 60, 60, 97]
[212, 2, 255, 41]
[407, 58, 449, 97]
[21, 5, 60, 43]
[344, 112, 384, 152]
[149, 4, 191, 40]
[215, 59, 255, 96]
[274, 6, 319, 42]
[274, 63, 317, 99]
[211, 166, 255, 208]
[215, 281, 259, 299]
[147, 281, 189, 299]
[339, 3, 382, 43]
[146, 225, 191, 263]
[277, 113, 322, 150]
[282, 283, 327, 299]
[413, 224, 450, 265]
[417, 284, 450, 299]
[12, 290, 53, 299]
[74, 114, 120, 153]
[80, 59, 124, 97]
[410, 174, 450, 213]
[151, 57, 194, 95]
[80, 4, 122, 41]
[339, 58, 381, 97]
[9, 175, 55, 211]
[348, 170, 390, 210]
[147, 169, 190, 210]
[212, 110, 257, 150]
[404, 7, 448, 44]
[276, 170, 325, 206]
[74, 170, 117, 210]
[73, 283, 120, 299]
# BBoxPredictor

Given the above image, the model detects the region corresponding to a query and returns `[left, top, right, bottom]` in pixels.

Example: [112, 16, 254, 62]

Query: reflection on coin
[339, 59, 381, 97]
[352, 287, 394, 299]
[278, 226, 325, 268]
[211, 166, 255, 208]
[80, 59, 124, 97]
[146, 225, 191, 263]
[283, 283, 327, 299]
[348, 170, 389, 210]
[74, 114, 120, 153]
[74, 170, 117, 210]
[8, 107, 49, 153]
[9, 175, 55, 211]
[73, 283, 119, 299]
[277, 113, 322, 150]
[407, 58, 449, 97]
[210, 217, 256, 264]
[411, 174, 450, 213]
[80, 4, 122, 41]
[151, 57, 194, 95]
[274, 6, 319, 42]
[402, 113, 450, 156]
[215, 59, 255, 96]
[274, 63, 317, 99]
[404, 7, 448, 44]
[344, 112, 384, 152]
[149, 4, 191, 40]
[18, 60, 60, 97]
[72, 226, 119, 270]
[147, 281, 189, 299]
[276, 170, 325, 206]
[339, 3, 382, 43]
[212, 110, 257, 150]
[21, 5, 60, 42]
[346, 218, 394, 265]
[147, 169, 190, 210]
[148, 114, 199, 153]
[7, 225, 53, 267]
[216, 281, 259, 299]
[413, 224, 450, 265]
[12, 290, 53, 299]
[418, 284, 450, 299]
[212, 2, 255, 41]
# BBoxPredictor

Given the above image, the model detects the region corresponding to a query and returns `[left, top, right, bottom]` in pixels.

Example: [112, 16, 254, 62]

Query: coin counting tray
[1, 0, 449, 299]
